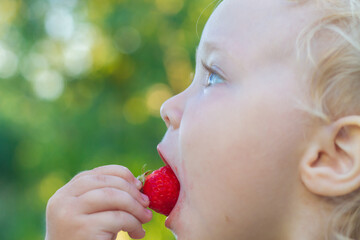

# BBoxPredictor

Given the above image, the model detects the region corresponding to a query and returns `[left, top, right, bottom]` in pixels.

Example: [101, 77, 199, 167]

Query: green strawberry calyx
[137, 165, 152, 191]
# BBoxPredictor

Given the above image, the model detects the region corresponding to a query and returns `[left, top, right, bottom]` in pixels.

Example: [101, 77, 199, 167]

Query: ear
[300, 116, 360, 197]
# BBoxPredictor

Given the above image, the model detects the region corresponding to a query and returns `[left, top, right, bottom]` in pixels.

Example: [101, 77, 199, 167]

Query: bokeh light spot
[92, 29, 118, 70]
[165, 59, 192, 92]
[0, 0, 19, 24]
[64, 44, 92, 76]
[31, 39, 64, 70]
[38, 172, 66, 204]
[146, 83, 172, 117]
[87, 0, 113, 22]
[156, 0, 184, 15]
[49, 0, 78, 10]
[63, 24, 94, 76]
[45, 8, 75, 41]
[164, 47, 192, 92]
[33, 70, 65, 101]
[0, 44, 18, 79]
[21, 53, 49, 81]
[114, 27, 142, 54]
[123, 97, 149, 124]
[64, 46, 92, 76]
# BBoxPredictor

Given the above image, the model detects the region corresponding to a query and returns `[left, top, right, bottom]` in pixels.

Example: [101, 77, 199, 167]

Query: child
[45, 0, 360, 239]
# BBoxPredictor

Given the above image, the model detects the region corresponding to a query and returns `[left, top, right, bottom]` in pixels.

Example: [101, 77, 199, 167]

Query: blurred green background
[0, 0, 214, 239]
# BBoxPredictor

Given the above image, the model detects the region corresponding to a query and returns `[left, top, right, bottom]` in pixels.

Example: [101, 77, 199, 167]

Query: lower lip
[165, 211, 174, 228]
[165, 193, 182, 229]
[165, 202, 177, 228]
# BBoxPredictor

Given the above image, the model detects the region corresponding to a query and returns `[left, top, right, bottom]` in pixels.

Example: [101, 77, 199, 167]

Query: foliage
[0, 0, 214, 239]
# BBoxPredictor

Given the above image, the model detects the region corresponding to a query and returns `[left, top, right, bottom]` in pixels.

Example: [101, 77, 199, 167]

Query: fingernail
[136, 179, 143, 189]
[145, 209, 152, 216]
[142, 193, 149, 203]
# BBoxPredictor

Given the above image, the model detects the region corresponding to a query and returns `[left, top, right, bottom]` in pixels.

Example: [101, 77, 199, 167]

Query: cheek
[178, 88, 309, 235]
[181, 89, 303, 182]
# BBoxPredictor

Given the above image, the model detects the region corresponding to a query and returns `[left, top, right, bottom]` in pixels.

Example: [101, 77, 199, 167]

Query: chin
[165, 190, 188, 238]
[165, 195, 181, 229]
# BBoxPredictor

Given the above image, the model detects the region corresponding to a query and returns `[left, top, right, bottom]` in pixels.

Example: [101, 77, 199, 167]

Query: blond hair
[296, 1, 360, 239]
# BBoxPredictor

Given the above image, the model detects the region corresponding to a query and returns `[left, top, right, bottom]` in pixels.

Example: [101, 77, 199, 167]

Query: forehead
[199, 0, 321, 66]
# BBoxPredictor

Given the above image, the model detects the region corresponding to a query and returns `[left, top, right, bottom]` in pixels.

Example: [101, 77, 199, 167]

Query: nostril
[164, 115, 170, 128]
[160, 107, 170, 128]
[160, 99, 173, 128]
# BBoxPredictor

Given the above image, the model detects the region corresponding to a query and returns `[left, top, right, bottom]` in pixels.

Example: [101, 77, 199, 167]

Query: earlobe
[300, 116, 360, 197]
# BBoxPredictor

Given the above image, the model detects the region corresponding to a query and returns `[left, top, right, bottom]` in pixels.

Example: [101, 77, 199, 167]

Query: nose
[160, 92, 185, 130]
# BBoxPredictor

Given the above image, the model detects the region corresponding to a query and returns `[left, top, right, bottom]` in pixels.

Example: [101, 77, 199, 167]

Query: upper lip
[157, 143, 179, 181]
[157, 138, 180, 183]
[157, 144, 169, 166]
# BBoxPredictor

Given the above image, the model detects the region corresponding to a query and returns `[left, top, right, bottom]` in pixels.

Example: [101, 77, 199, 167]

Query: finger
[71, 165, 142, 188]
[128, 229, 146, 239]
[89, 211, 147, 239]
[68, 174, 149, 207]
[78, 187, 152, 224]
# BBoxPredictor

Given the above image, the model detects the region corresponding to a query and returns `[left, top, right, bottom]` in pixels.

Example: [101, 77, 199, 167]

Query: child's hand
[45, 165, 152, 240]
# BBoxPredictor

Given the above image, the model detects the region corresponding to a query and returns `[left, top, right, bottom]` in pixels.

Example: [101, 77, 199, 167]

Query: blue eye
[207, 72, 224, 87]
[201, 61, 226, 87]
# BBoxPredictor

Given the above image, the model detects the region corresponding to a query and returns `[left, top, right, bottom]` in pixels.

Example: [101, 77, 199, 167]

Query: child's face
[159, 1, 321, 239]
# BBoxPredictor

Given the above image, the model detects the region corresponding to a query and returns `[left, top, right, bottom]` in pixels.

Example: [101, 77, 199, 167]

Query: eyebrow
[196, 40, 244, 74]
[195, 41, 223, 61]
[196, 40, 237, 68]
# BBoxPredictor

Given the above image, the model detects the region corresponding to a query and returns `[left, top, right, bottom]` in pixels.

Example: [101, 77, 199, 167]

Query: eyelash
[201, 61, 225, 87]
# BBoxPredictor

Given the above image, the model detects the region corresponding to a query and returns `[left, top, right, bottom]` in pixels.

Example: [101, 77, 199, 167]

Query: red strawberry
[140, 165, 180, 216]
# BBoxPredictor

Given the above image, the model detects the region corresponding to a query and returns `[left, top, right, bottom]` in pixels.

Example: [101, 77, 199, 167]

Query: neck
[280, 184, 334, 240]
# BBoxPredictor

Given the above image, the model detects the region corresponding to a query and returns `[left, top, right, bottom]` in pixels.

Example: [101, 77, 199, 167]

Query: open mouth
[139, 145, 180, 217]
[155, 144, 183, 229]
